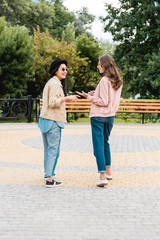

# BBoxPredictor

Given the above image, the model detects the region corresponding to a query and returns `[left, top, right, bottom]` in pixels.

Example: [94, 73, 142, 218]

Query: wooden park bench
[117, 99, 160, 123]
[40, 98, 91, 113]
[40, 98, 160, 123]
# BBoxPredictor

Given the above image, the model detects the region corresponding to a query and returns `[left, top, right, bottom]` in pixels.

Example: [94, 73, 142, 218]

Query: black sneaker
[46, 179, 62, 188]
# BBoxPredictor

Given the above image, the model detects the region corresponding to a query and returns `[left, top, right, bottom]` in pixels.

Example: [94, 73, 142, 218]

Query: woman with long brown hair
[77, 54, 123, 187]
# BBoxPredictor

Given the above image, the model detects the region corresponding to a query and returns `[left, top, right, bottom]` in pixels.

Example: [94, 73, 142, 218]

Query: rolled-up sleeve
[87, 78, 109, 107]
[48, 83, 61, 108]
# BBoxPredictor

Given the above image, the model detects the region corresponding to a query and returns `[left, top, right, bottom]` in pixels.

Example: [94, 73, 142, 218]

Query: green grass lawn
[73, 117, 159, 124]
[0, 118, 28, 123]
[0, 117, 158, 124]
[73, 117, 141, 123]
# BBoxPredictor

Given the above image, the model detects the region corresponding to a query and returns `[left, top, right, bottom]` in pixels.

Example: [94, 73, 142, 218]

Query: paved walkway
[0, 123, 160, 240]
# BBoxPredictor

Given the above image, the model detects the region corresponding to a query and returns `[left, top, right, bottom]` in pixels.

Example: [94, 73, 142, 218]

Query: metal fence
[0, 96, 40, 122]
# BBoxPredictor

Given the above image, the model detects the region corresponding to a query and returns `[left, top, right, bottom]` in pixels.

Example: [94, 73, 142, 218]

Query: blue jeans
[42, 121, 61, 177]
[91, 116, 114, 173]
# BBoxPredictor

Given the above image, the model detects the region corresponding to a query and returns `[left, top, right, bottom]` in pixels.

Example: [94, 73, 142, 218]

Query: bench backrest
[118, 99, 160, 113]
[40, 98, 160, 113]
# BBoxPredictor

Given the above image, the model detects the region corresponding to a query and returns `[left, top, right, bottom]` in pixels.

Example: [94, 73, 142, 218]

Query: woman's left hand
[76, 91, 88, 98]
[88, 90, 95, 96]
[67, 95, 79, 102]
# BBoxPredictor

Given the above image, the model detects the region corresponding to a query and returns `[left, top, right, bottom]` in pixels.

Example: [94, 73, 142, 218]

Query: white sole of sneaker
[106, 174, 112, 180]
[46, 181, 62, 188]
[97, 179, 108, 187]
[46, 184, 62, 188]
[97, 183, 108, 187]
[106, 177, 112, 180]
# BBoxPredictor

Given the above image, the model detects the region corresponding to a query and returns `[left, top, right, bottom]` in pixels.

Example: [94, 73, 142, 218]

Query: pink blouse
[87, 76, 122, 118]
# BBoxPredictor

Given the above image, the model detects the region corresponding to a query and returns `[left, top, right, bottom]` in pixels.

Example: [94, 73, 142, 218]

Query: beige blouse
[40, 76, 66, 123]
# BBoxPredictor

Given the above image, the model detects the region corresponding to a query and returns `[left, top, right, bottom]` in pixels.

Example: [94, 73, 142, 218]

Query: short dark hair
[49, 58, 67, 77]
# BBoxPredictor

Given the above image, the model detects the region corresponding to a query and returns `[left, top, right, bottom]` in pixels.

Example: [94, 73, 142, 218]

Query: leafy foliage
[50, 1, 95, 40]
[99, 40, 116, 57]
[50, 0, 75, 40]
[62, 22, 76, 44]
[74, 33, 102, 92]
[0, 0, 95, 39]
[102, 0, 160, 98]
[33, 27, 88, 96]
[73, 7, 95, 37]
[0, 17, 34, 97]
[0, 0, 118, 98]
[0, 0, 54, 34]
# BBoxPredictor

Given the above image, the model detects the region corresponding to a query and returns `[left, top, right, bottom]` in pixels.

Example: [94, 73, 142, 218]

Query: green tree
[99, 40, 116, 57]
[62, 22, 76, 44]
[50, 2, 95, 40]
[0, 17, 34, 98]
[76, 33, 101, 69]
[74, 7, 95, 37]
[0, 0, 97, 42]
[102, 0, 160, 98]
[0, 0, 54, 34]
[74, 33, 102, 92]
[50, 0, 75, 40]
[33, 27, 88, 96]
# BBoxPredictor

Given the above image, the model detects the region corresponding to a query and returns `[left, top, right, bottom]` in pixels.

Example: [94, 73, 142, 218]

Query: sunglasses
[61, 67, 68, 72]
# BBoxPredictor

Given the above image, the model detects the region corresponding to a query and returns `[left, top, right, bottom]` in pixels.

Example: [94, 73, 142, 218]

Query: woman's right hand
[76, 91, 88, 98]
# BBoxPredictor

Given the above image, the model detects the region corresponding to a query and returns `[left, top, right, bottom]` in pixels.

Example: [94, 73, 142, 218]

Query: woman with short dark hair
[39, 58, 79, 187]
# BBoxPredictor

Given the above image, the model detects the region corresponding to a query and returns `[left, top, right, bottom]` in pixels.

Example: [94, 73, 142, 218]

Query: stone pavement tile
[111, 151, 160, 167]
[58, 151, 160, 167]
[1, 147, 160, 167]
[26, 134, 160, 152]
[56, 170, 160, 187]
[0, 167, 160, 188]
[66, 123, 160, 130]
[0, 123, 160, 240]
[0, 130, 43, 164]
[63, 128, 91, 135]
[0, 167, 44, 186]
[0, 185, 160, 240]
[1, 123, 160, 165]
[111, 128, 160, 137]
[0, 123, 38, 131]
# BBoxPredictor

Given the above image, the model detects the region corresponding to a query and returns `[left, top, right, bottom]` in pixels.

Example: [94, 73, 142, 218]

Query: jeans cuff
[98, 170, 106, 173]
[106, 165, 111, 168]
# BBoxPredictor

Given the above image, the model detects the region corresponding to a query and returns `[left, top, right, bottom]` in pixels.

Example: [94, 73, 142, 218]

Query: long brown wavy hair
[99, 54, 123, 90]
